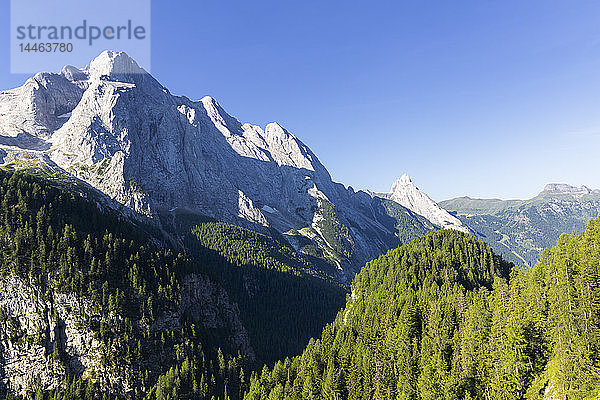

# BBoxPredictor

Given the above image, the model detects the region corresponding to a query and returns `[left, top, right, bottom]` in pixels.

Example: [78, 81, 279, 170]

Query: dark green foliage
[527, 220, 600, 398]
[159, 210, 348, 365]
[380, 198, 435, 244]
[0, 169, 346, 399]
[314, 199, 354, 261]
[0, 170, 248, 399]
[247, 222, 600, 399]
[6, 166, 600, 399]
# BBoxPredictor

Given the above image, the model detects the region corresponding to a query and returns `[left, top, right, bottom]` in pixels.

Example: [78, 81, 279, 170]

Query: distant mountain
[0, 51, 439, 280]
[543, 183, 596, 195]
[440, 183, 600, 267]
[381, 174, 470, 233]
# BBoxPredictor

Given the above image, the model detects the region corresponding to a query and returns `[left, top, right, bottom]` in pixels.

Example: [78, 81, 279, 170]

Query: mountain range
[0, 51, 478, 396]
[0, 51, 599, 399]
[0, 51, 474, 283]
[2, 51, 598, 276]
[440, 183, 600, 268]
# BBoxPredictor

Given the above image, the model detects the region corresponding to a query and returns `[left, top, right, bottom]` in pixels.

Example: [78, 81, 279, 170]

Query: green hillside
[247, 221, 600, 399]
[159, 209, 347, 365]
[0, 169, 346, 399]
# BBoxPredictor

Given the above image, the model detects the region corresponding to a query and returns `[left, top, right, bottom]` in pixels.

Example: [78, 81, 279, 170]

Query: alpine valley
[440, 184, 600, 268]
[0, 52, 598, 399]
[0, 51, 453, 280]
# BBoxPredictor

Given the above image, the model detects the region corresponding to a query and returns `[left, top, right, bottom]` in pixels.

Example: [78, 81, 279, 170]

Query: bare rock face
[0, 276, 110, 396]
[0, 51, 409, 276]
[388, 174, 470, 233]
[151, 274, 255, 361]
[543, 183, 595, 195]
[0, 71, 84, 146]
[0, 272, 253, 396]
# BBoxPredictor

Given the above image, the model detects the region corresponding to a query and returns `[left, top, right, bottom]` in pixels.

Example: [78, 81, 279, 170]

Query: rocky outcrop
[543, 183, 595, 195]
[152, 274, 254, 360]
[0, 276, 109, 396]
[0, 71, 84, 142]
[0, 272, 253, 396]
[386, 174, 470, 233]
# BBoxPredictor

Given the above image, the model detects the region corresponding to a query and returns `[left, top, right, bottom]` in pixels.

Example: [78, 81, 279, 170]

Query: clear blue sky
[1, 0, 600, 201]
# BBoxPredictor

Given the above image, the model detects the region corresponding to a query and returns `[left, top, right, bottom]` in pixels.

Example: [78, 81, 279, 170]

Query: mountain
[2, 50, 600, 399]
[378, 174, 470, 233]
[0, 51, 442, 280]
[440, 184, 600, 268]
[0, 167, 350, 398]
[543, 183, 595, 195]
[248, 220, 600, 399]
[0, 51, 453, 397]
[0, 168, 252, 398]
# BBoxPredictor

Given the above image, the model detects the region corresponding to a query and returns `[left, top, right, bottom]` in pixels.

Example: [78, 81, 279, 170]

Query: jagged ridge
[0, 51, 449, 279]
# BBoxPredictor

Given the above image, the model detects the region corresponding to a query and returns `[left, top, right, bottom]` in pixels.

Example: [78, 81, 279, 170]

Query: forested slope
[0, 169, 346, 399]
[3, 165, 599, 399]
[247, 222, 600, 399]
[0, 168, 257, 399]
[159, 210, 348, 365]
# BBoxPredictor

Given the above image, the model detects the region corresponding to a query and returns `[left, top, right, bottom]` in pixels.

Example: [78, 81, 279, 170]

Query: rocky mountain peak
[265, 122, 301, 146]
[388, 175, 470, 233]
[543, 183, 594, 195]
[391, 174, 414, 192]
[200, 95, 218, 107]
[0, 51, 446, 278]
[87, 50, 145, 78]
[60, 65, 88, 82]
